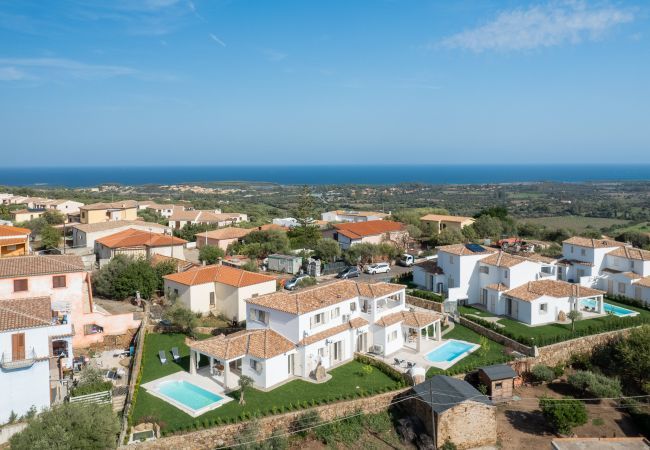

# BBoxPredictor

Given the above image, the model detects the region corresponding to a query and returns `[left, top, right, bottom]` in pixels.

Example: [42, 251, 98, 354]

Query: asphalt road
[357, 263, 412, 283]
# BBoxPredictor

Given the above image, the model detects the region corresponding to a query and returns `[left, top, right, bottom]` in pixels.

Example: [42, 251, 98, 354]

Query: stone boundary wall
[122, 388, 410, 450]
[457, 316, 535, 356]
[530, 328, 632, 367]
[406, 295, 443, 313]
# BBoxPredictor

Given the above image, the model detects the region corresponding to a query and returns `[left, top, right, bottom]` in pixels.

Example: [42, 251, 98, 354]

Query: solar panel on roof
[465, 243, 485, 253]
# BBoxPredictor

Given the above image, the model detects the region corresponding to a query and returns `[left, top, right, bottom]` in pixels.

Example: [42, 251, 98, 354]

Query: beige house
[163, 264, 277, 321]
[333, 220, 408, 250]
[168, 210, 248, 229]
[0, 225, 31, 257]
[195, 227, 251, 250]
[79, 200, 138, 224]
[94, 228, 187, 262]
[321, 210, 389, 223]
[420, 214, 475, 234]
[11, 209, 45, 223]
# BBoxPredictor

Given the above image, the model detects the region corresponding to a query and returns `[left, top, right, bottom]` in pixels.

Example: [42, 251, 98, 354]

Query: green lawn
[131, 333, 402, 434]
[522, 215, 629, 233]
[427, 324, 513, 377]
[460, 299, 650, 346]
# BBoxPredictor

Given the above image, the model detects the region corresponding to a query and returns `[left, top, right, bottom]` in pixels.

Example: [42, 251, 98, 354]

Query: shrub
[440, 440, 458, 450]
[359, 364, 374, 377]
[409, 289, 444, 303]
[70, 380, 113, 397]
[539, 396, 588, 435]
[531, 365, 555, 383]
[568, 371, 622, 399]
[292, 411, 321, 436]
[553, 364, 565, 379]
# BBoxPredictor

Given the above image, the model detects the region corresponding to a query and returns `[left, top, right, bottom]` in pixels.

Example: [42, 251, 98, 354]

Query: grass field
[131, 333, 402, 434]
[615, 222, 650, 234]
[522, 215, 629, 233]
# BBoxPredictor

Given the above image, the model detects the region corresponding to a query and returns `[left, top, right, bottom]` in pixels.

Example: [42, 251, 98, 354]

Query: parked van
[398, 254, 415, 267]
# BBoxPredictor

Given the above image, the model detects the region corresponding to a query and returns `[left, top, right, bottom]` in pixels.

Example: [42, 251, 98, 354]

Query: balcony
[1, 348, 38, 370]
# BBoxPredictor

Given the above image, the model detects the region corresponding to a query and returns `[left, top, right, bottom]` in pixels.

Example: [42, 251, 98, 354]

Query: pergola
[378, 310, 443, 353]
[187, 333, 248, 391]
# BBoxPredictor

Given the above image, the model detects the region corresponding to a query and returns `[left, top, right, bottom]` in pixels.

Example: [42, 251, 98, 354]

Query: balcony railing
[1, 348, 38, 370]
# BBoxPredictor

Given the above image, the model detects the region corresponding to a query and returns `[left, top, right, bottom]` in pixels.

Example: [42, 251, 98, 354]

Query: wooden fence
[69, 390, 112, 405]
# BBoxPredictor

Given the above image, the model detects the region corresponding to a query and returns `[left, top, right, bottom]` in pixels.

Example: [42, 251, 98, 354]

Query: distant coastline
[2, 164, 650, 187]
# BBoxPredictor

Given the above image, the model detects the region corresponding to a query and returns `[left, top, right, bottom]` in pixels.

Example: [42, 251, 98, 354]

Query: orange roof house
[0, 224, 31, 257]
[163, 264, 278, 320]
[94, 228, 186, 261]
[333, 220, 407, 249]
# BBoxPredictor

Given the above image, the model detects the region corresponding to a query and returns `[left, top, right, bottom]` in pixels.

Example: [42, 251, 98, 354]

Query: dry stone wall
[406, 295, 443, 312]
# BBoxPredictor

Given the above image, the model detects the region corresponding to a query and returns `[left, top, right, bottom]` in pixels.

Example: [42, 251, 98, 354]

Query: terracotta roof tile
[164, 264, 276, 287]
[481, 252, 530, 268]
[564, 237, 625, 249]
[437, 244, 497, 256]
[299, 318, 369, 346]
[333, 220, 404, 239]
[189, 329, 294, 360]
[246, 280, 404, 315]
[0, 296, 52, 332]
[80, 200, 138, 211]
[0, 255, 85, 279]
[485, 283, 509, 292]
[169, 210, 244, 223]
[420, 214, 474, 223]
[608, 246, 650, 261]
[636, 276, 650, 288]
[0, 225, 31, 237]
[96, 228, 186, 248]
[71, 220, 168, 233]
[195, 227, 251, 240]
[376, 310, 442, 327]
[0, 237, 29, 246]
[150, 254, 197, 272]
[414, 260, 443, 274]
[504, 280, 604, 302]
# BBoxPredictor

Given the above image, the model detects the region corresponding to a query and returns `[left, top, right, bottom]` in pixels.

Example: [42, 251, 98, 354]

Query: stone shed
[478, 364, 517, 402]
[409, 375, 496, 450]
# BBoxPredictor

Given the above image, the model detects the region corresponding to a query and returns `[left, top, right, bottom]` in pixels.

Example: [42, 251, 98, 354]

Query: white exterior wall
[164, 280, 193, 310]
[438, 251, 490, 302]
[377, 322, 404, 356]
[242, 352, 293, 389]
[300, 328, 356, 378]
[246, 304, 301, 342]
[0, 271, 85, 308]
[73, 224, 167, 249]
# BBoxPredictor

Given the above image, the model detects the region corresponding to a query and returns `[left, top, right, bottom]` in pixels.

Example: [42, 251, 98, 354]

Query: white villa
[186, 280, 442, 391]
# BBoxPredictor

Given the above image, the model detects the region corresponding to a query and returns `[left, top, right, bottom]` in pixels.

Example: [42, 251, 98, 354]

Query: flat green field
[522, 216, 628, 232]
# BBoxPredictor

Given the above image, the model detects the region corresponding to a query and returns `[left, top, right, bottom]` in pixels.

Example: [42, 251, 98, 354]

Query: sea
[1, 164, 649, 187]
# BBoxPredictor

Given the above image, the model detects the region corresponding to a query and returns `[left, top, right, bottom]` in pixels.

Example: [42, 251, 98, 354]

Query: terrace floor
[370, 337, 479, 371]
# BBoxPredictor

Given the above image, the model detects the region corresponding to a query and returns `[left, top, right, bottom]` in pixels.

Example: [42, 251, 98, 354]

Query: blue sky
[1, 0, 648, 166]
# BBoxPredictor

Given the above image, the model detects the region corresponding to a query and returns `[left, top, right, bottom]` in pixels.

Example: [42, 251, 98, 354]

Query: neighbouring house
[0, 255, 140, 348]
[186, 281, 442, 391]
[333, 220, 408, 250]
[272, 217, 329, 229]
[478, 364, 517, 402]
[267, 254, 302, 274]
[29, 198, 84, 215]
[168, 210, 248, 229]
[94, 228, 187, 263]
[71, 220, 169, 249]
[163, 264, 277, 320]
[410, 375, 496, 450]
[139, 202, 186, 219]
[195, 227, 251, 251]
[79, 200, 139, 224]
[0, 224, 31, 257]
[321, 210, 390, 223]
[551, 437, 650, 450]
[419, 214, 475, 234]
[412, 259, 443, 291]
[150, 253, 196, 272]
[11, 209, 45, 223]
[0, 296, 74, 422]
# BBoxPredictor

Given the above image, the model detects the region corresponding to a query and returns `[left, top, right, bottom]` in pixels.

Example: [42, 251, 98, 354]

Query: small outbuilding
[267, 254, 302, 274]
[478, 364, 517, 402]
[410, 375, 496, 450]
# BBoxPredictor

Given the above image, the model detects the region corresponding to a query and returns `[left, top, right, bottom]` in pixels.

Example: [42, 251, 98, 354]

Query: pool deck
[141, 371, 233, 417]
[370, 338, 480, 372]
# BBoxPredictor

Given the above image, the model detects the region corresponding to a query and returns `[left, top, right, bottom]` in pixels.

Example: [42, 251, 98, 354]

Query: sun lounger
[158, 350, 167, 364]
[406, 361, 415, 369]
[171, 347, 180, 361]
[393, 358, 404, 366]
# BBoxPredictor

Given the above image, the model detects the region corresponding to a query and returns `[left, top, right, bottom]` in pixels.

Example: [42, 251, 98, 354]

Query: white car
[364, 262, 391, 274]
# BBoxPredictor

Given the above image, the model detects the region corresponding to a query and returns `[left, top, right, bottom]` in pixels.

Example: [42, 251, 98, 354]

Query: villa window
[503, 270, 508, 279]
[250, 308, 269, 325]
[449, 255, 454, 264]
[388, 330, 398, 342]
[480, 266, 489, 275]
[539, 303, 548, 314]
[13, 279, 28, 292]
[581, 249, 586, 257]
[350, 302, 357, 312]
[311, 312, 326, 328]
[495, 382, 503, 389]
[330, 307, 341, 320]
[53, 275, 66, 288]
[618, 283, 626, 294]
[571, 246, 575, 253]
[249, 359, 262, 374]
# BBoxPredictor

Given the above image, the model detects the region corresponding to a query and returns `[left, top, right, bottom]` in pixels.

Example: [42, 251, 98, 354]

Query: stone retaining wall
[531, 328, 631, 367]
[406, 295, 443, 313]
[123, 388, 409, 450]
[457, 316, 535, 356]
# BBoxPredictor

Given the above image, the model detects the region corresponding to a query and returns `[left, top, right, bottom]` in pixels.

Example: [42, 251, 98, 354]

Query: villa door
[12, 333, 25, 361]
[330, 341, 343, 365]
[480, 289, 488, 306]
[607, 280, 614, 295]
[356, 332, 368, 352]
[287, 353, 295, 375]
[635, 286, 642, 300]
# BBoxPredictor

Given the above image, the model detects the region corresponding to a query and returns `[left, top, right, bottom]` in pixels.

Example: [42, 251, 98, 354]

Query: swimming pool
[581, 299, 638, 317]
[157, 380, 224, 411]
[425, 340, 477, 363]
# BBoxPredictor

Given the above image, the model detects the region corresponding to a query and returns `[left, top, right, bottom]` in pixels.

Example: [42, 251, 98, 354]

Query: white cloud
[0, 57, 138, 79]
[0, 66, 29, 81]
[209, 33, 226, 47]
[262, 49, 288, 62]
[439, 1, 634, 52]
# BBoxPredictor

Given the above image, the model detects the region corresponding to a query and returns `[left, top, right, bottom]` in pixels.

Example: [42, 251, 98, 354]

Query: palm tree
[238, 375, 254, 405]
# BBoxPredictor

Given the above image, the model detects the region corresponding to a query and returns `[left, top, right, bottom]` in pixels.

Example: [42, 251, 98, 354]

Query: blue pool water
[158, 381, 223, 411]
[581, 299, 637, 317]
[425, 340, 476, 363]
